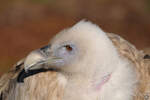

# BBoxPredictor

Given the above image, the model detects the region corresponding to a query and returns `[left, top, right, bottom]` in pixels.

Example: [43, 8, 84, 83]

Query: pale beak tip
[24, 50, 45, 72]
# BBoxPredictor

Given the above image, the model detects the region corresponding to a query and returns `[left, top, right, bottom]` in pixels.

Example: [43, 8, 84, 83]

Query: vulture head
[24, 21, 119, 77]
[23, 20, 137, 100]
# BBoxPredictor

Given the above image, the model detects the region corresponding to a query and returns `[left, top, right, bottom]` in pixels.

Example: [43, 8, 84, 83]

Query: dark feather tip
[0, 93, 2, 100]
[144, 54, 150, 59]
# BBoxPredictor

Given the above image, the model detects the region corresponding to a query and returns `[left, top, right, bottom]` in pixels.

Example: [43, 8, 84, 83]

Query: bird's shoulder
[108, 33, 150, 100]
[0, 58, 25, 100]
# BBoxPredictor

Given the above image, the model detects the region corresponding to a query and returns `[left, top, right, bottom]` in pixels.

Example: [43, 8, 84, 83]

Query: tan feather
[108, 33, 150, 100]
[0, 58, 24, 99]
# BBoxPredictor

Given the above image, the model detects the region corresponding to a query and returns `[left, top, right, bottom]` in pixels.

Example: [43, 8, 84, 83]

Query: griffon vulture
[0, 20, 150, 100]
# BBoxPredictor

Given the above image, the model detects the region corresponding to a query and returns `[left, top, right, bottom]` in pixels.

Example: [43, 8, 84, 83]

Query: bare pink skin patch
[95, 74, 111, 91]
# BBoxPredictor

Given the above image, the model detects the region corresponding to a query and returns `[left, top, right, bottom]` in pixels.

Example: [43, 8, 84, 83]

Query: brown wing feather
[108, 33, 150, 100]
[5, 72, 65, 100]
[0, 58, 25, 100]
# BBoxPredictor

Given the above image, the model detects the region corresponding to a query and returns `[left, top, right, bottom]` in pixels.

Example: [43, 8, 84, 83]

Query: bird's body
[0, 21, 150, 100]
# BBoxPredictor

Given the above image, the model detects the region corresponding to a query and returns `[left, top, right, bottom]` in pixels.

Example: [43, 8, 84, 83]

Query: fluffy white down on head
[51, 20, 120, 74]
[51, 20, 137, 100]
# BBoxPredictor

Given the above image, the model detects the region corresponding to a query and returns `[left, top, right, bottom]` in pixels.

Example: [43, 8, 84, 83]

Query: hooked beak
[24, 45, 62, 72]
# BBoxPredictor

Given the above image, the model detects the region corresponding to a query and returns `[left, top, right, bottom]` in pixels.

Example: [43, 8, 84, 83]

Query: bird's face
[24, 29, 87, 74]
[24, 20, 118, 76]
[24, 41, 80, 73]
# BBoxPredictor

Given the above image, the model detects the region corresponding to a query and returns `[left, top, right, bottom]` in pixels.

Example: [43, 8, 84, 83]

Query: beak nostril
[40, 44, 51, 56]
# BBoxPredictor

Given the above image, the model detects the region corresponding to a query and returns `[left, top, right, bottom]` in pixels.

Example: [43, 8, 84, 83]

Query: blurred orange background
[0, 0, 150, 75]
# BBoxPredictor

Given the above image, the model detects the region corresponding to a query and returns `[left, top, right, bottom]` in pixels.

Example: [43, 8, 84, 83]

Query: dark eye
[64, 45, 73, 51]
